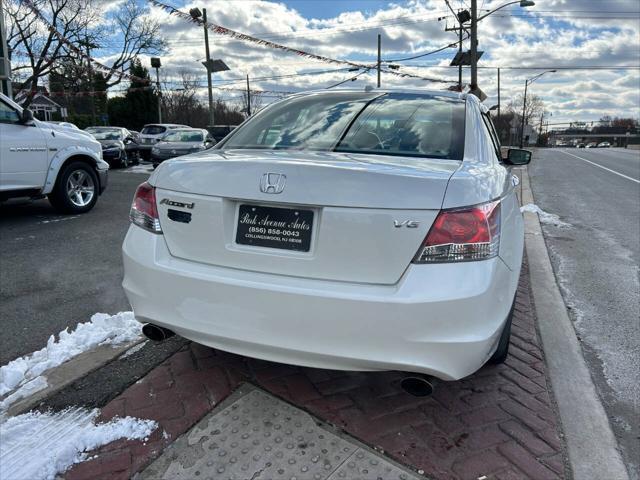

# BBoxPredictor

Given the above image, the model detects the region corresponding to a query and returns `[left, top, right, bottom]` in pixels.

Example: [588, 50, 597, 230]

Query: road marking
[560, 150, 639, 184]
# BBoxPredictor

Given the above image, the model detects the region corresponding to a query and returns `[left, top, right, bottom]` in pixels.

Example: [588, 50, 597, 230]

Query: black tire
[48, 161, 99, 214]
[489, 297, 515, 364]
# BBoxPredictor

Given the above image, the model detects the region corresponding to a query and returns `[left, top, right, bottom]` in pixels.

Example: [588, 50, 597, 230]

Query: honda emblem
[260, 173, 286, 194]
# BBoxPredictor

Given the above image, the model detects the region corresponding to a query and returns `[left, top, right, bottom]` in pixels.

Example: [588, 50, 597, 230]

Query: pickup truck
[0, 92, 109, 213]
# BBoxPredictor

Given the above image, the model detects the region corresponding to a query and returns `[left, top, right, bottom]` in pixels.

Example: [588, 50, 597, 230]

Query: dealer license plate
[235, 204, 314, 252]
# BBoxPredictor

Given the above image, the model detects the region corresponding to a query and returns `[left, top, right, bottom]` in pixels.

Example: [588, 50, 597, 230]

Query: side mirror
[124, 137, 133, 144]
[20, 108, 34, 124]
[504, 148, 532, 165]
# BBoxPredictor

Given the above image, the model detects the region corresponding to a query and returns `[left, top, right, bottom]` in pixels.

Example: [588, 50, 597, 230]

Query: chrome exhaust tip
[400, 376, 434, 397]
[142, 323, 175, 342]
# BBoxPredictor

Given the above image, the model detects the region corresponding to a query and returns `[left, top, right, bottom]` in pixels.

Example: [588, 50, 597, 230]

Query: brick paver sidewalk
[65, 261, 567, 480]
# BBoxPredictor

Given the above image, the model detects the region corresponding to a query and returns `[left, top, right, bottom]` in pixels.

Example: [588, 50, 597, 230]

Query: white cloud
[89, 0, 640, 122]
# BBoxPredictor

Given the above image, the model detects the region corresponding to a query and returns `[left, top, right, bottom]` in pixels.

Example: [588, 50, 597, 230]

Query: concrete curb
[5, 339, 143, 417]
[520, 166, 629, 480]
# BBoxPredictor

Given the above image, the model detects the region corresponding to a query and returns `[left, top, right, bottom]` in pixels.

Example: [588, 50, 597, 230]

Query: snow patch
[122, 164, 154, 174]
[0, 312, 141, 412]
[0, 408, 157, 480]
[520, 203, 572, 227]
[0, 377, 48, 413]
[119, 340, 148, 360]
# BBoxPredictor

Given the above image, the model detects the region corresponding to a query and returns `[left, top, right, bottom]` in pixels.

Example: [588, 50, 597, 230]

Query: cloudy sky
[96, 0, 639, 125]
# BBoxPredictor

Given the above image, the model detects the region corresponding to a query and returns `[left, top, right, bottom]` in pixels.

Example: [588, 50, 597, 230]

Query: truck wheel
[488, 297, 515, 364]
[48, 162, 99, 214]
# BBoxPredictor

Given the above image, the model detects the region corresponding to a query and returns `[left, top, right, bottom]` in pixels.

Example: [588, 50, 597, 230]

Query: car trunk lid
[152, 149, 459, 285]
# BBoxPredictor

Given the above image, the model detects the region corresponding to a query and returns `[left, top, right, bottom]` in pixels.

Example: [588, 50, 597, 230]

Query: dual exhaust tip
[142, 323, 434, 397]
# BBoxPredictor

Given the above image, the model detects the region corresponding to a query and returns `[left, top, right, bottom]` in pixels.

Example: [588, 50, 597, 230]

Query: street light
[477, 1, 535, 22]
[190, 7, 230, 128]
[150, 57, 162, 123]
[520, 69, 556, 148]
[468, 0, 535, 99]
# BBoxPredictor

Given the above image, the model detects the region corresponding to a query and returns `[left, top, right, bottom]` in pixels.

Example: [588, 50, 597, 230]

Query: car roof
[295, 87, 467, 101]
[166, 128, 206, 134]
[143, 123, 189, 127]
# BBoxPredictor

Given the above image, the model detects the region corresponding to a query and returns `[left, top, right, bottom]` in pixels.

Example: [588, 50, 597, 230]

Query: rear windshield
[220, 92, 465, 160]
[162, 131, 204, 142]
[141, 125, 166, 135]
[90, 130, 123, 140]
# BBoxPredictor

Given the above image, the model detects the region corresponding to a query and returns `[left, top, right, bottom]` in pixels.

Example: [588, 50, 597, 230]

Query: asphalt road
[529, 147, 640, 479]
[0, 166, 152, 364]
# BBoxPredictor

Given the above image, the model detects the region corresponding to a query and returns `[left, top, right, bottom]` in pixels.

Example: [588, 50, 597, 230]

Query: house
[13, 84, 66, 121]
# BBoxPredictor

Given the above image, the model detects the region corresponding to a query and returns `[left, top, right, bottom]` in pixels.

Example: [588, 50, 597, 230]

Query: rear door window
[142, 125, 167, 135]
[480, 112, 502, 162]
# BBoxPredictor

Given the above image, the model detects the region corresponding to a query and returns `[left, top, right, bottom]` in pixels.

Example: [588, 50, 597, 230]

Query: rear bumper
[122, 226, 520, 380]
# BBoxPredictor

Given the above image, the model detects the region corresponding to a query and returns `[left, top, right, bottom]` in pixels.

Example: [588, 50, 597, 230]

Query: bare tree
[507, 93, 544, 127]
[100, 0, 166, 88]
[161, 71, 208, 127]
[5, 0, 164, 105]
[5, 0, 98, 106]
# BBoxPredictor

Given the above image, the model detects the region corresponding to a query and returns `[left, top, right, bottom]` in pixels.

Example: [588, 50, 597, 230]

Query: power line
[398, 64, 640, 70]
[385, 37, 467, 62]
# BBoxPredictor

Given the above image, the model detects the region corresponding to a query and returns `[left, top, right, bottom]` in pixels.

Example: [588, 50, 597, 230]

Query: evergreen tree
[107, 58, 158, 129]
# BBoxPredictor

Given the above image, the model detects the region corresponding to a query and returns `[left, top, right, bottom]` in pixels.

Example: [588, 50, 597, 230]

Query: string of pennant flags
[146, 0, 454, 84]
[17, 0, 454, 93]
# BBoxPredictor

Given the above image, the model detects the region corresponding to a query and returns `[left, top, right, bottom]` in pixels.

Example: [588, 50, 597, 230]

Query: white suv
[0, 93, 109, 213]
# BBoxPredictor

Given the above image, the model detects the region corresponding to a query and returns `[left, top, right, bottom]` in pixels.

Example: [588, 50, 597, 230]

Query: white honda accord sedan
[122, 89, 531, 380]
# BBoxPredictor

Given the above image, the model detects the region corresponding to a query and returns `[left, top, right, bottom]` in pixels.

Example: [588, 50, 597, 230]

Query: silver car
[150, 128, 214, 167]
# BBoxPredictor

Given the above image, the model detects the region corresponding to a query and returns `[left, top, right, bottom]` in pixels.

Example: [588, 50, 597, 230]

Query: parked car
[207, 125, 238, 143]
[597, 141, 611, 148]
[85, 127, 140, 168]
[150, 128, 214, 167]
[586, 142, 597, 148]
[123, 89, 531, 381]
[576, 143, 585, 148]
[137, 123, 189, 159]
[0, 92, 108, 213]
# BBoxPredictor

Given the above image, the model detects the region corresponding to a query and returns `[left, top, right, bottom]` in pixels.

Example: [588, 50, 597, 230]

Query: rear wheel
[120, 151, 129, 169]
[489, 296, 515, 364]
[48, 161, 99, 214]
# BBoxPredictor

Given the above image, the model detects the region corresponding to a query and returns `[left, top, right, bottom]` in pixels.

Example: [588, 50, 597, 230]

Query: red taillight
[130, 182, 162, 233]
[413, 200, 500, 263]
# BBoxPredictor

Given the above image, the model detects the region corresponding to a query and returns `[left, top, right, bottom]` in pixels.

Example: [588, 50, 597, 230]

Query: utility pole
[85, 40, 96, 125]
[470, 0, 478, 94]
[0, 0, 12, 98]
[246, 74, 251, 117]
[203, 8, 214, 127]
[377, 34, 381, 88]
[497, 67, 501, 119]
[520, 79, 528, 148]
[457, 24, 463, 90]
[445, 11, 465, 91]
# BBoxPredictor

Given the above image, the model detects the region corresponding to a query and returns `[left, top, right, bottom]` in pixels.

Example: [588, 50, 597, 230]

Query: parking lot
[0, 167, 151, 364]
